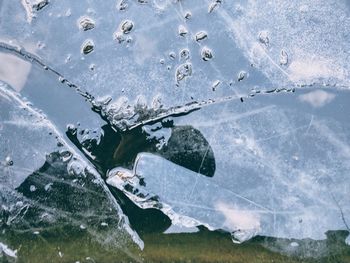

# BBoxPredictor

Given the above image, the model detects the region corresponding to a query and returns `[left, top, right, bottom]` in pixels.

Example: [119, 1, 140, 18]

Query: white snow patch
[299, 90, 335, 108]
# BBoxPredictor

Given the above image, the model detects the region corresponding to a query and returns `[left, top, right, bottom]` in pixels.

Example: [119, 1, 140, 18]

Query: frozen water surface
[0, 83, 142, 257]
[107, 89, 350, 243]
[0, 0, 350, 260]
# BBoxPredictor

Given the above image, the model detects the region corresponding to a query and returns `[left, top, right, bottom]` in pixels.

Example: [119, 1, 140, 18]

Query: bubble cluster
[114, 19, 134, 44]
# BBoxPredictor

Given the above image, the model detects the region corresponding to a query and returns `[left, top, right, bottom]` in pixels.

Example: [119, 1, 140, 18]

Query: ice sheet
[0, 82, 142, 251]
[107, 89, 350, 243]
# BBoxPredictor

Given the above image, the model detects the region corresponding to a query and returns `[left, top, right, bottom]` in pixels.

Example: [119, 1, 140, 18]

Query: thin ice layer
[3, 0, 349, 118]
[107, 89, 350, 243]
[0, 82, 142, 251]
[107, 153, 262, 242]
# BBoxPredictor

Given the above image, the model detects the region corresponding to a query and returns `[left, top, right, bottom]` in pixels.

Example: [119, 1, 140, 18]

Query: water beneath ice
[1, 0, 350, 262]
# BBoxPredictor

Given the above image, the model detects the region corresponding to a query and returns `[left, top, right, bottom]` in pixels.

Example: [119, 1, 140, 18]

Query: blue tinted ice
[0, 83, 142, 248]
[107, 89, 350, 243]
[0, 0, 349, 249]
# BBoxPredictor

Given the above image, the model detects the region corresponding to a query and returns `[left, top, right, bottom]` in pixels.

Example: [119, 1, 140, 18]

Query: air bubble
[195, 31, 208, 42]
[237, 71, 246, 81]
[258, 30, 269, 46]
[212, 80, 221, 91]
[175, 63, 192, 83]
[208, 0, 222, 13]
[58, 76, 66, 83]
[5, 156, 13, 166]
[120, 20, 134, 34]
[32, 0, 49, 11]
[201, 47, 213, 61]
[169, 51, 176, 60]
[184, 12, 192, 19]
[114, 31, 125, 43]
[81, 39, 94, 55]
[78, 16, 95, 31]
[180, 49, 190, 60]
[279, 49, 288, 65]
[65, 54, 71, 63]
[126, 37, 133, 44]
[117, 0, 128, 11]
[178, 25, 188, 37]
[37, 41, 45, 49]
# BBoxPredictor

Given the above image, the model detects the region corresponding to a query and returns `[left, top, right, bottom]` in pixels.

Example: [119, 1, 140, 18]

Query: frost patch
[288, 58, 345, 83]
[299, 90, 335, 108]
[215, 202, 260, 239]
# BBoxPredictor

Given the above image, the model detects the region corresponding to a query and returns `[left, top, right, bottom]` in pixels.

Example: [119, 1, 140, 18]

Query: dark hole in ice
[67, 122, 216, 177]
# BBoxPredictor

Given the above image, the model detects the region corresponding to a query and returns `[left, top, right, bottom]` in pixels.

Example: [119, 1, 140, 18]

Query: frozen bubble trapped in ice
[195, 31, 208, 42]
[78, 16, 95, 31]
[120, 20, 134, 34]
[175, 63, 192, 83]
[201, 47, 213, 61]
[81, 39, 94, 54]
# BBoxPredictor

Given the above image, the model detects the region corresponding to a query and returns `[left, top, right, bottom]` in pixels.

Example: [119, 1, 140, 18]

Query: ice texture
[0, 82, 142, 250]
[1, 0, 349, 123]
[0, 0, 349, 249]
[107, 90, 350, 243]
